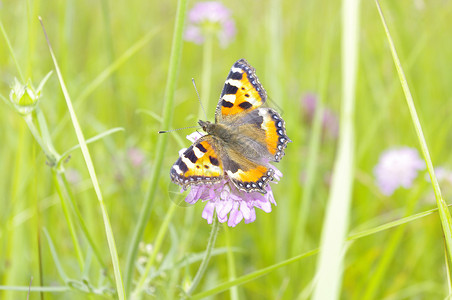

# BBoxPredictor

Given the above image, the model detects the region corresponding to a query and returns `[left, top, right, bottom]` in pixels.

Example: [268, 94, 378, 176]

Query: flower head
[180, 132, 280, 227]
[374, 147, 425, 196]
[184, 1, 236, 48]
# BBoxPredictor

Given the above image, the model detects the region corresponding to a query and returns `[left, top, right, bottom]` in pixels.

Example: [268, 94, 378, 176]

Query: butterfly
[170, 59, 291, 194]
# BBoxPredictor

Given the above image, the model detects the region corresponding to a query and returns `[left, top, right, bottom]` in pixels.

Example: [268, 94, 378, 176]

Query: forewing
[170, 136, 224, 189]
[215, 59, 267, 122]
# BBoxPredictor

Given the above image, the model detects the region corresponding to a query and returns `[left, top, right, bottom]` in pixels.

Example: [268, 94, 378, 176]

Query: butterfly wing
[215, 59, 267, 123]
[221, 107, 291, 163]
[170, 135, 224, 189]
[221, 149, 275, 194]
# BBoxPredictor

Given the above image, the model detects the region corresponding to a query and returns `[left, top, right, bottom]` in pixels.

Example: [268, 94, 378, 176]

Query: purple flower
[181, 132, 280, 227]
[301, 93, 339, 139]
[184, 1, 236, 48]
[374, 147, 425, 196]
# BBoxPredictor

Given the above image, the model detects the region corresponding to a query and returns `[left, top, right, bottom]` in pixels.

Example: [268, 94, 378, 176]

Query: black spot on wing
[209, 156, 219, 166]
[238, 101, 253, 109]
[222, 83, 238, 95]
[253, 115, 264, 127]
[195, 143, 207, 153]
[222, 100, 233, 108]
[178, 160, 188, 173]
[184, 146, 198, 164]
[229, 72, 243, 80]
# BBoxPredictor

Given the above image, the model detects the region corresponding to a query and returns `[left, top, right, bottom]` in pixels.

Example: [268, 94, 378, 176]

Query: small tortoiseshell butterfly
[170, 59, 291, 194]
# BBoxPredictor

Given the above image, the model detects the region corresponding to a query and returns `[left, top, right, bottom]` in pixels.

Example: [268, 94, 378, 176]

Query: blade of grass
[124, 0, 188, 295]
[375, 0, 452, 285]
[0, 18, 25, 82]
[57, 127, 124, 165]
[39, 17, 125, 300]
[312, 0, 359, 299]
[51, 170, 84, 269]
[191, 249, 319, 300]
[42, 228, 69, 283]
[192, 203, 445, 299]
[224, 224, 239, 300]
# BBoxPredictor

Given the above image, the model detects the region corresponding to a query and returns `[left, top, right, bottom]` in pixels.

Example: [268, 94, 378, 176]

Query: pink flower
[181, 132, 280, 227]
[184, 1, 236, 48]
[374, 147, 425, 196]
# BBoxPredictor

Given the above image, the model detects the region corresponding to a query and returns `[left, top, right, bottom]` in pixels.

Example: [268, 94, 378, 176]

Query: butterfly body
[171, 59, 291, 194]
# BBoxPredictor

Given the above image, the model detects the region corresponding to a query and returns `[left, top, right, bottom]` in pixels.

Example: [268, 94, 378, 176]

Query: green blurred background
[1, 0, 452, 299]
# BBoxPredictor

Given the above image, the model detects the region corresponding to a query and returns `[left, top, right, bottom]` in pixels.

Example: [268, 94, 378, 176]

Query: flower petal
[202, 201, 215, 224]
[240, 201, 251, 219]
[244, 208, 256, 224]
[228, 202, 243, 227]
[217, 199, 233, 220]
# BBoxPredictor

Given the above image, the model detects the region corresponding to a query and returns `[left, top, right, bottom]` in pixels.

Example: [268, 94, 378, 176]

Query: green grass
[1, 0, 452, 299]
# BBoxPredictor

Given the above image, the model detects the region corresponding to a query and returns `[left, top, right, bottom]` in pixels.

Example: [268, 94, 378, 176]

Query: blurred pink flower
[374, 147, 425, 196]
[180, 132, 280, 227]
[184, 1, 236, 48]
[301, 93, 339, 139]
[127, 147, 146, 168]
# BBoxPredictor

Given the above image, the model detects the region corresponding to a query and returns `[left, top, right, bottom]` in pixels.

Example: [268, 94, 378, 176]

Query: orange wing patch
[258, 108, 291, 162]
[227, 164, 275, 194]
[216, 59, 267, 121]
[170, 137, 224, 189]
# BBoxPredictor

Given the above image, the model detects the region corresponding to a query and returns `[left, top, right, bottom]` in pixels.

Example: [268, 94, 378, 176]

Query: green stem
[224, 224, 239, 300]
[199, 33, 213, 118]
[124, 0, 188, 295]
[51, 171, 84, 270]
[60, 173, 113, 284]
[186, 216, 220, 296]
[132, 203, 177, 298]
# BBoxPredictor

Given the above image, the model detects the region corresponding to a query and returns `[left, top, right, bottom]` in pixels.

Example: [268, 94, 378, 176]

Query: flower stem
[186, 215, 220, 296]
[224, 224, 239, 300]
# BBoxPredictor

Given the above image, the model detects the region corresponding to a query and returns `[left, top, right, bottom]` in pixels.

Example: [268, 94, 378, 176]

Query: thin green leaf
[57, 127, 125, 165]
[375, 0, 452, 288]
[191, 249, 319, 300]
[39, 17, 125, 300]
[42, 228, 69, 283]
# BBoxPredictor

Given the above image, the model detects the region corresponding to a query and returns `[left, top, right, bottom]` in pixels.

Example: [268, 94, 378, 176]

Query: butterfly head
[198, 120, 214, 133]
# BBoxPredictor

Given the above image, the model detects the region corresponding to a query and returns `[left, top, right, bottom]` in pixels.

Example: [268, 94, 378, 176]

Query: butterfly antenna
[192, 78, 208, 120]
[158, 125, 201, 134]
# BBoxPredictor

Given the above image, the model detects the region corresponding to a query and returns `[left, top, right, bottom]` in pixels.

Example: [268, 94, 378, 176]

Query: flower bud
[9, 78, 40, 115]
